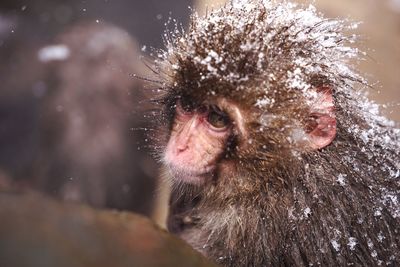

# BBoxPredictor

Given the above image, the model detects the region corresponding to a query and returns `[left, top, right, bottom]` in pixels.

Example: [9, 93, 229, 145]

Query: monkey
[30, 22, 158, 213]
[147, 1, 400, 266]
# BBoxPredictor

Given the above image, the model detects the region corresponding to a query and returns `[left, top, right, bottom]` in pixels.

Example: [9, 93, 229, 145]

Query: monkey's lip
[166, 164, 214, 185]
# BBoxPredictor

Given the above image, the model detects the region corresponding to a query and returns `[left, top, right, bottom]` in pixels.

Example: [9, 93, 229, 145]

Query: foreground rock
[0, 191, 215, 267]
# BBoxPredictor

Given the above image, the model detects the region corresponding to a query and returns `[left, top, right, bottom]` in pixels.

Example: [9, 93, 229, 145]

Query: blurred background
[0, 0, 398, 217]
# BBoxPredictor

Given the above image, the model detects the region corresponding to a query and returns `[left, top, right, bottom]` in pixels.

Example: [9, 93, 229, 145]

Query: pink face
[163, 99, 233, 185]
[163, 87, 336, 185]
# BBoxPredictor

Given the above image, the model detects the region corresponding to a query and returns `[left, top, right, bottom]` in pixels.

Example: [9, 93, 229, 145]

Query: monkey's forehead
[156, 0, 365, 109]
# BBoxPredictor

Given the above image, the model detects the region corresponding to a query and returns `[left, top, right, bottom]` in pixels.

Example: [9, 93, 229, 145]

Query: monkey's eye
[207, 107, 229, 129]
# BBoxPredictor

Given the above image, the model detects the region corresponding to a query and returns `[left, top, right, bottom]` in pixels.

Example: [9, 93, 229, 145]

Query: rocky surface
[0, 191, 215, 267]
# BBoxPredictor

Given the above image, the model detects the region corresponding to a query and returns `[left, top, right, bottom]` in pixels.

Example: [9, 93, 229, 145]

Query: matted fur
[147, 1, 400, 266]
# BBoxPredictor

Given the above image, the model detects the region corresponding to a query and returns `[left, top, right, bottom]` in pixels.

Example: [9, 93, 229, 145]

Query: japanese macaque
[33, 22, 157, 212]
[148, 1, 400, 266]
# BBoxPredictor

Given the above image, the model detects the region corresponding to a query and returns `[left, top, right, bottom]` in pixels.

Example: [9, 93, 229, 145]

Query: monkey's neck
[167, 186, 202, 235]
[167, 182, 291, 266]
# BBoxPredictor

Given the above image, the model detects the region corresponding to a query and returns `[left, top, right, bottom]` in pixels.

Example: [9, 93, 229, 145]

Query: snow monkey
[35, 22, 156, 212]
[147, 1, 400, 266]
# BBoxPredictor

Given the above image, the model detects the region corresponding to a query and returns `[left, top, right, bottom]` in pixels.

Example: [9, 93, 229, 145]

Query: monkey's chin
[166, 164, 213, 185]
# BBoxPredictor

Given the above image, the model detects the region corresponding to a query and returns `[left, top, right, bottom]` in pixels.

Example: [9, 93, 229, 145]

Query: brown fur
[149, 1, 400, 266]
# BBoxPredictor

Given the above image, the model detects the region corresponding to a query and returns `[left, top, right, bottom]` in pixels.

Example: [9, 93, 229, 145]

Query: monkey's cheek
[165, 163, 213, 185]
[163, 153, 214, 185]
[174, 172, 208, 185]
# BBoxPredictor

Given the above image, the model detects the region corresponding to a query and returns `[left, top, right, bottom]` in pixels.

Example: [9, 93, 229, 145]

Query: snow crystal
[304, 207, 311, 218]
[384, 193, 398, 204]
[377, 232, 385, 242]
[374, 207, 382, 217]
[38, 44, 70, 62]
[331, 240, 341, 252]
[371, 250, 378, 258]
[288, 207, 296, 220]
[255, 97, 272, 108]
[232, 0, 257, 11]
[286, 68, 310, 90]
[290, 128, 307, 143]
[367, 239, 374, 249]
[347, 237, 357, 251]
[337, 174, 347, 186]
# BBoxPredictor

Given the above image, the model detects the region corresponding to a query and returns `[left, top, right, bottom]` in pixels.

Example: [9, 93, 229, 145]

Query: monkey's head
[152, 1, 363, 189]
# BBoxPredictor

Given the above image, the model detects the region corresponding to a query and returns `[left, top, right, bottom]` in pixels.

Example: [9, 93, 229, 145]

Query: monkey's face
[163, 96, 247, 185]
[161, 86, 337, 186]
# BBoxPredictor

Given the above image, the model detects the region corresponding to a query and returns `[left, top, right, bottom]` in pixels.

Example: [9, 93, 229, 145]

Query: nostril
[176, 144, 188, 153]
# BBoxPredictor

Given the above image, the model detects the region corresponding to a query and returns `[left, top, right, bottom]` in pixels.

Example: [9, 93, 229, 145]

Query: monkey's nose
[176, 143, 189, 152]
[175, 135, 191, 153]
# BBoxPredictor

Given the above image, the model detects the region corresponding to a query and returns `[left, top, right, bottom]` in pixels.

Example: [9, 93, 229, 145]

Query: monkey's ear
[306, 87, 336, 150]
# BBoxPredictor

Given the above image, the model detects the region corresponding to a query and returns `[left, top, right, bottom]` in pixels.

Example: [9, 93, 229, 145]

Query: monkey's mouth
[165, 163, 214, 185]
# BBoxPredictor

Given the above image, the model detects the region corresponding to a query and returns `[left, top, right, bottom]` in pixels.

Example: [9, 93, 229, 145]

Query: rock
[0, 191, 215, 267]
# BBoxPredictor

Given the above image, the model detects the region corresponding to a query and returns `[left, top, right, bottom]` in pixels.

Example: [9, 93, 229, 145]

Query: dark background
[0, 0, 193, 47]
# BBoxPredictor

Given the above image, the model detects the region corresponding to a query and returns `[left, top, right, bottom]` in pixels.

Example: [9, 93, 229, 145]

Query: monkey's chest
[167, 193, 201, 235]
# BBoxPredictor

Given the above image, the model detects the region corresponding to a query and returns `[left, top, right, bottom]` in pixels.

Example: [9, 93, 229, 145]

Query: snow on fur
[149, 1, 400, 266]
